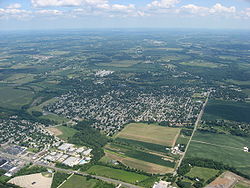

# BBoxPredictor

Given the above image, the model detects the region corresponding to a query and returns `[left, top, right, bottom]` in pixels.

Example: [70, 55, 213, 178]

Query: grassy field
[203, 100, 250, 123]
[97, 60, 140, 68]
[28, 98, 69, 123]
[226, 79, 250, 86]
[3, 73, 35, 85]
[180, 60, 221, 68]
[234, 181, 250, 188]
[186, 167, 219, 181]
[0, 87, 34, 109]
[103, 150, 174, 174]
[60, 174, 115, 188]
[115, 123, 180, 147]
[186, 132, 250, 176]
[106, 143, 175, 168]
[115, 137, 169, 153]
[55, 126, 78, 141]
[86, 165, 149, 184]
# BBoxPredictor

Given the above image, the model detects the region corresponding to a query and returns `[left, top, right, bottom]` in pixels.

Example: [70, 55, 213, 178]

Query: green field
[0, 87, 34, 109]
[186, 167, 219, 181]
[60, 174, 115, 188]
[106, 143, 175, 168]
[234, 181, 250, 188]
[203, 100, 250, 123]
[186, 132, 250, 176]
[115, 123, 180, 147]
[86, 165, 149, 184]
[115, 137, 169, 153]
[56, 126, 78, 141]
[180, 60, 221, 68]
[226, 79, 250, 86]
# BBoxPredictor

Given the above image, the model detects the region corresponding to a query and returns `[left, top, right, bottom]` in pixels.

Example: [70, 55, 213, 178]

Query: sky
[0, 0, 250, 30]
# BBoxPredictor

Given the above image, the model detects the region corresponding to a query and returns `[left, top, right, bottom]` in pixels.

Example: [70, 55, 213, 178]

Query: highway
[174, 92, 210, 175]
[0, 151, 141, 188]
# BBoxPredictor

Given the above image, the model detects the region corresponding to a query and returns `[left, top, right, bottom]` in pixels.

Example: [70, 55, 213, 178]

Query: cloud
[36, 9, 62, 15]
[209, 3, 236, 14]
[147, 0, 179, 9]
[31, 0, 107, 7]
[180, 3, 236, 16]
[6, 3, 22, 9]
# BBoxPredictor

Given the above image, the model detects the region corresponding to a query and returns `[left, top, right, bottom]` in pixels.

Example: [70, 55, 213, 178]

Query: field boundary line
[191, 140, 243, 150]
[174, 91, 210, 175]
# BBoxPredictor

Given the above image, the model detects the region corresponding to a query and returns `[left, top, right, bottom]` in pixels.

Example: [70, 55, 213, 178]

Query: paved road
[0, 151, 141, 188]
[174, 92, 210, 175]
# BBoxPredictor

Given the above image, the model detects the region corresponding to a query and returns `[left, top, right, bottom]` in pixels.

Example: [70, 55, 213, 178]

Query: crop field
[3, 73, 35, 85]
[97, 60, 140, 68]
[203, 100, 250, 123]
[103, 151, 174, 174]
[186, 167, 219, 181]
[115, 138, 168, 154]
[115, 123, 180, 147]
[186, 132, 250, 176]
[86, 165, 149, 184]
[0, 87, 34, 109]
[106, 142, 175, 167]
[226, 79, 250, 86]
[180, 60, 221, 68]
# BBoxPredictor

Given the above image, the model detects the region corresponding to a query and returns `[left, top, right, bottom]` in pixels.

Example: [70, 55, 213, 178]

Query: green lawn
[86, 165, 149, 184]
[56, 126, 78, 141]
[186, 167, 219, 181]
[60, 174, 115, 188]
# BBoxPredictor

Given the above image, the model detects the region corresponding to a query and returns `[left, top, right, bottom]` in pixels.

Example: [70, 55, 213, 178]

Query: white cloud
[181, 4, 209, 16]
[31, 0, 107, 7]
[6, 3, 22, 9]
[36, 9, 62, 15]
[180, 3, 236, 16]
[147, 0, 179, 9]
[209, 3, 236, 14]
[0, 8, 31, 20]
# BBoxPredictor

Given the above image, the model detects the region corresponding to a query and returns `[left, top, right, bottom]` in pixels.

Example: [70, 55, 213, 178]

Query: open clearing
[52, 126, 77, 141]
[86, 165, 149, 184]
[8, 173, 53, 188]
[206, 171, 250, 188]
[186, 132, 250, 177]
[115, 123, 180, 147]
[60, 174, 114, 188]
[0, 87, 34, 109]
[186, 167, 219, 181]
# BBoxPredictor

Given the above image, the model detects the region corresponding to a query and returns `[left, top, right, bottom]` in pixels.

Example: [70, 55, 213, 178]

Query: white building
[58, 143, 74, 151]
[63, 156, 80, 167]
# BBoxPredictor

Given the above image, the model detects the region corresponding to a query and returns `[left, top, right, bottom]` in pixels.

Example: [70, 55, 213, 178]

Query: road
[0, 151, 141, 188]
[174, 92, 210, 175]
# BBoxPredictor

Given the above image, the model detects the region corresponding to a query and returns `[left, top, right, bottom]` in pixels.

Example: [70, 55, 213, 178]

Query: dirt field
[205, 171, 250, 188]
[8, 173, 53, 188]
[47, 127, 62, 136]
[115, 123, 180, 147]
[105, 152, 174, 174]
